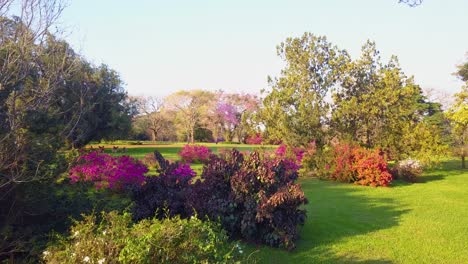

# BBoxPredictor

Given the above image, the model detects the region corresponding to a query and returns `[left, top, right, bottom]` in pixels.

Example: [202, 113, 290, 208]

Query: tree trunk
[462, 155, 466, 169]
[150, 130, 156, 141]
[190, 127, 194, 143]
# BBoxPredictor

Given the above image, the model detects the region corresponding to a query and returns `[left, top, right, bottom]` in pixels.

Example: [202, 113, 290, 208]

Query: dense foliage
[260, 33, 448, 162]
[178, 144, 213, 163]
[132, 150, 308, 250]
[447, 63, 468, 168]
[0, 4, 134, 259]
[43, 211, 242, 264]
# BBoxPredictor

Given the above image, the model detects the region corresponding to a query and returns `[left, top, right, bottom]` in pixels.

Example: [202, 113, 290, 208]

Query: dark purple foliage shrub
[188, 151, 244, 234]
[132, 150, 307, 249]
[132, 149, 308, 250]
[131, 151, 195, 220]
[226, 152, 307, 249]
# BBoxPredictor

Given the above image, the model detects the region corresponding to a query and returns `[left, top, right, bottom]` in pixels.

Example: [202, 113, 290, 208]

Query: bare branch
[399, 0, 423, 7]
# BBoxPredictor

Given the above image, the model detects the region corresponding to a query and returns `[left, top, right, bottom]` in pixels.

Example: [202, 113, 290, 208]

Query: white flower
[102, 230, 107, 235]
[73, 231, 79, 237]
[83, 256, 90, 262]
[98, 258, 106, 264]
[72, 253, 76, 257]
[42, 251, 50, 256]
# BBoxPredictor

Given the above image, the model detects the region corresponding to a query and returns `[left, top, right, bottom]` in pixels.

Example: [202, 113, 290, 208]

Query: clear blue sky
[60, 0, 468, 99]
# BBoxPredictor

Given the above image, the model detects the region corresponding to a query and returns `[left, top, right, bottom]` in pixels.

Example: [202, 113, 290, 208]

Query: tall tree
[447, 60, 468, 168]
[260, 33, 349, 146]
[0, 1, 133, 259]
[134, 96, 171, 141]
[332, 41, 447, 162]
[165, 90, 213, 143]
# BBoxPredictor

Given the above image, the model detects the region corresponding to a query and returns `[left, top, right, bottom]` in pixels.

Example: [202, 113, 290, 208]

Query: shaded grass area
[86, 144, 468, 263]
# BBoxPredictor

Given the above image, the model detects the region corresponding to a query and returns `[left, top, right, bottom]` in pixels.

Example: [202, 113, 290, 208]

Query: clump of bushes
[69, 152, 148, 190]
[303, 142, 393, 187]
[391, 158, 423, 182]
[245, 133, 263, 144]
[132, 150, 308, 250]
[178, 144, 212, 163]
[43, 211, 242, 264]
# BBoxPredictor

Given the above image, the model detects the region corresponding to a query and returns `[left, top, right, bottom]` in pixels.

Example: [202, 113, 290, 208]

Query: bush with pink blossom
[178, 144, 212, 163]
[245, 133, 263, 145]
[69, 151, 148, 190]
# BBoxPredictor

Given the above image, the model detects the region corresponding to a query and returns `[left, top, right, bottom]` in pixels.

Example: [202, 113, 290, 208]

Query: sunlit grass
[249, 160, 468, 264]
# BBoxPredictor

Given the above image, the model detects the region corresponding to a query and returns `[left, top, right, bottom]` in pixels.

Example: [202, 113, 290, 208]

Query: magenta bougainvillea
[172, 163, 197, 178]
[69, 151, 148, 190]
[274, 144, 306, 171]
[178, 144, 212, 163]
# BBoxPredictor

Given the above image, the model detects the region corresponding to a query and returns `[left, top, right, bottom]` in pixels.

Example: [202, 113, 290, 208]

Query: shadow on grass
[392, 159, 466, 187]
[416, 174, 445, 183]
[253, 180, 409, 264]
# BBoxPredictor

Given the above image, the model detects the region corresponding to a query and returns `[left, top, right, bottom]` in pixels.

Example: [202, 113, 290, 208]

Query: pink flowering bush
[245, 133, 263, 144]
[69, 151, 148, 190]
[274, 144, 306, 171]
[179, 144, 212, 163]
[173, 163, 197, 178]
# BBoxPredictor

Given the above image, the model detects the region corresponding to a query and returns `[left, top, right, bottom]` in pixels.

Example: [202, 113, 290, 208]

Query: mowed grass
[251, 160, 468, 264]
[90, 143, 468, 263]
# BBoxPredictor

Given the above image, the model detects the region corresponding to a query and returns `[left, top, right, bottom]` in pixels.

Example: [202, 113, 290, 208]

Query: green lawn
[252, 160, 468, 264]
[92, 143, 468, 263]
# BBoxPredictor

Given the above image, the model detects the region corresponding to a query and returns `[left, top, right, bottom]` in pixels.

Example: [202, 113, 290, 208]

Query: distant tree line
[130, 91, 260, 144]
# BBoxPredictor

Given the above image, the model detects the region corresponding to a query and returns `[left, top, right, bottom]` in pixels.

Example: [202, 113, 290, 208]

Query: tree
[447, 61, 468, 168]
[165, 90, 214, 143]
[0, 1, 133, 259]
[260, 33, 349, 146]
[332, 41, 447, 162]
[133, 96, 171, 141]
[210, 93, 260, 143]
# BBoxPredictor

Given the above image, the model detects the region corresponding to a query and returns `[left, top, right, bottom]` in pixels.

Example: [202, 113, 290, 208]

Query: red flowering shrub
[178, 144, 212, 163]
[245, 133, 263, 144]
[303, 142, 392, 187]
[351, 147, 393, 187]
[69, 151, 148, 190]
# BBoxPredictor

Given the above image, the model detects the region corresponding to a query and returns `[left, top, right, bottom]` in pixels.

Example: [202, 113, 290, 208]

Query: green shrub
[43, 211, 243, 264]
